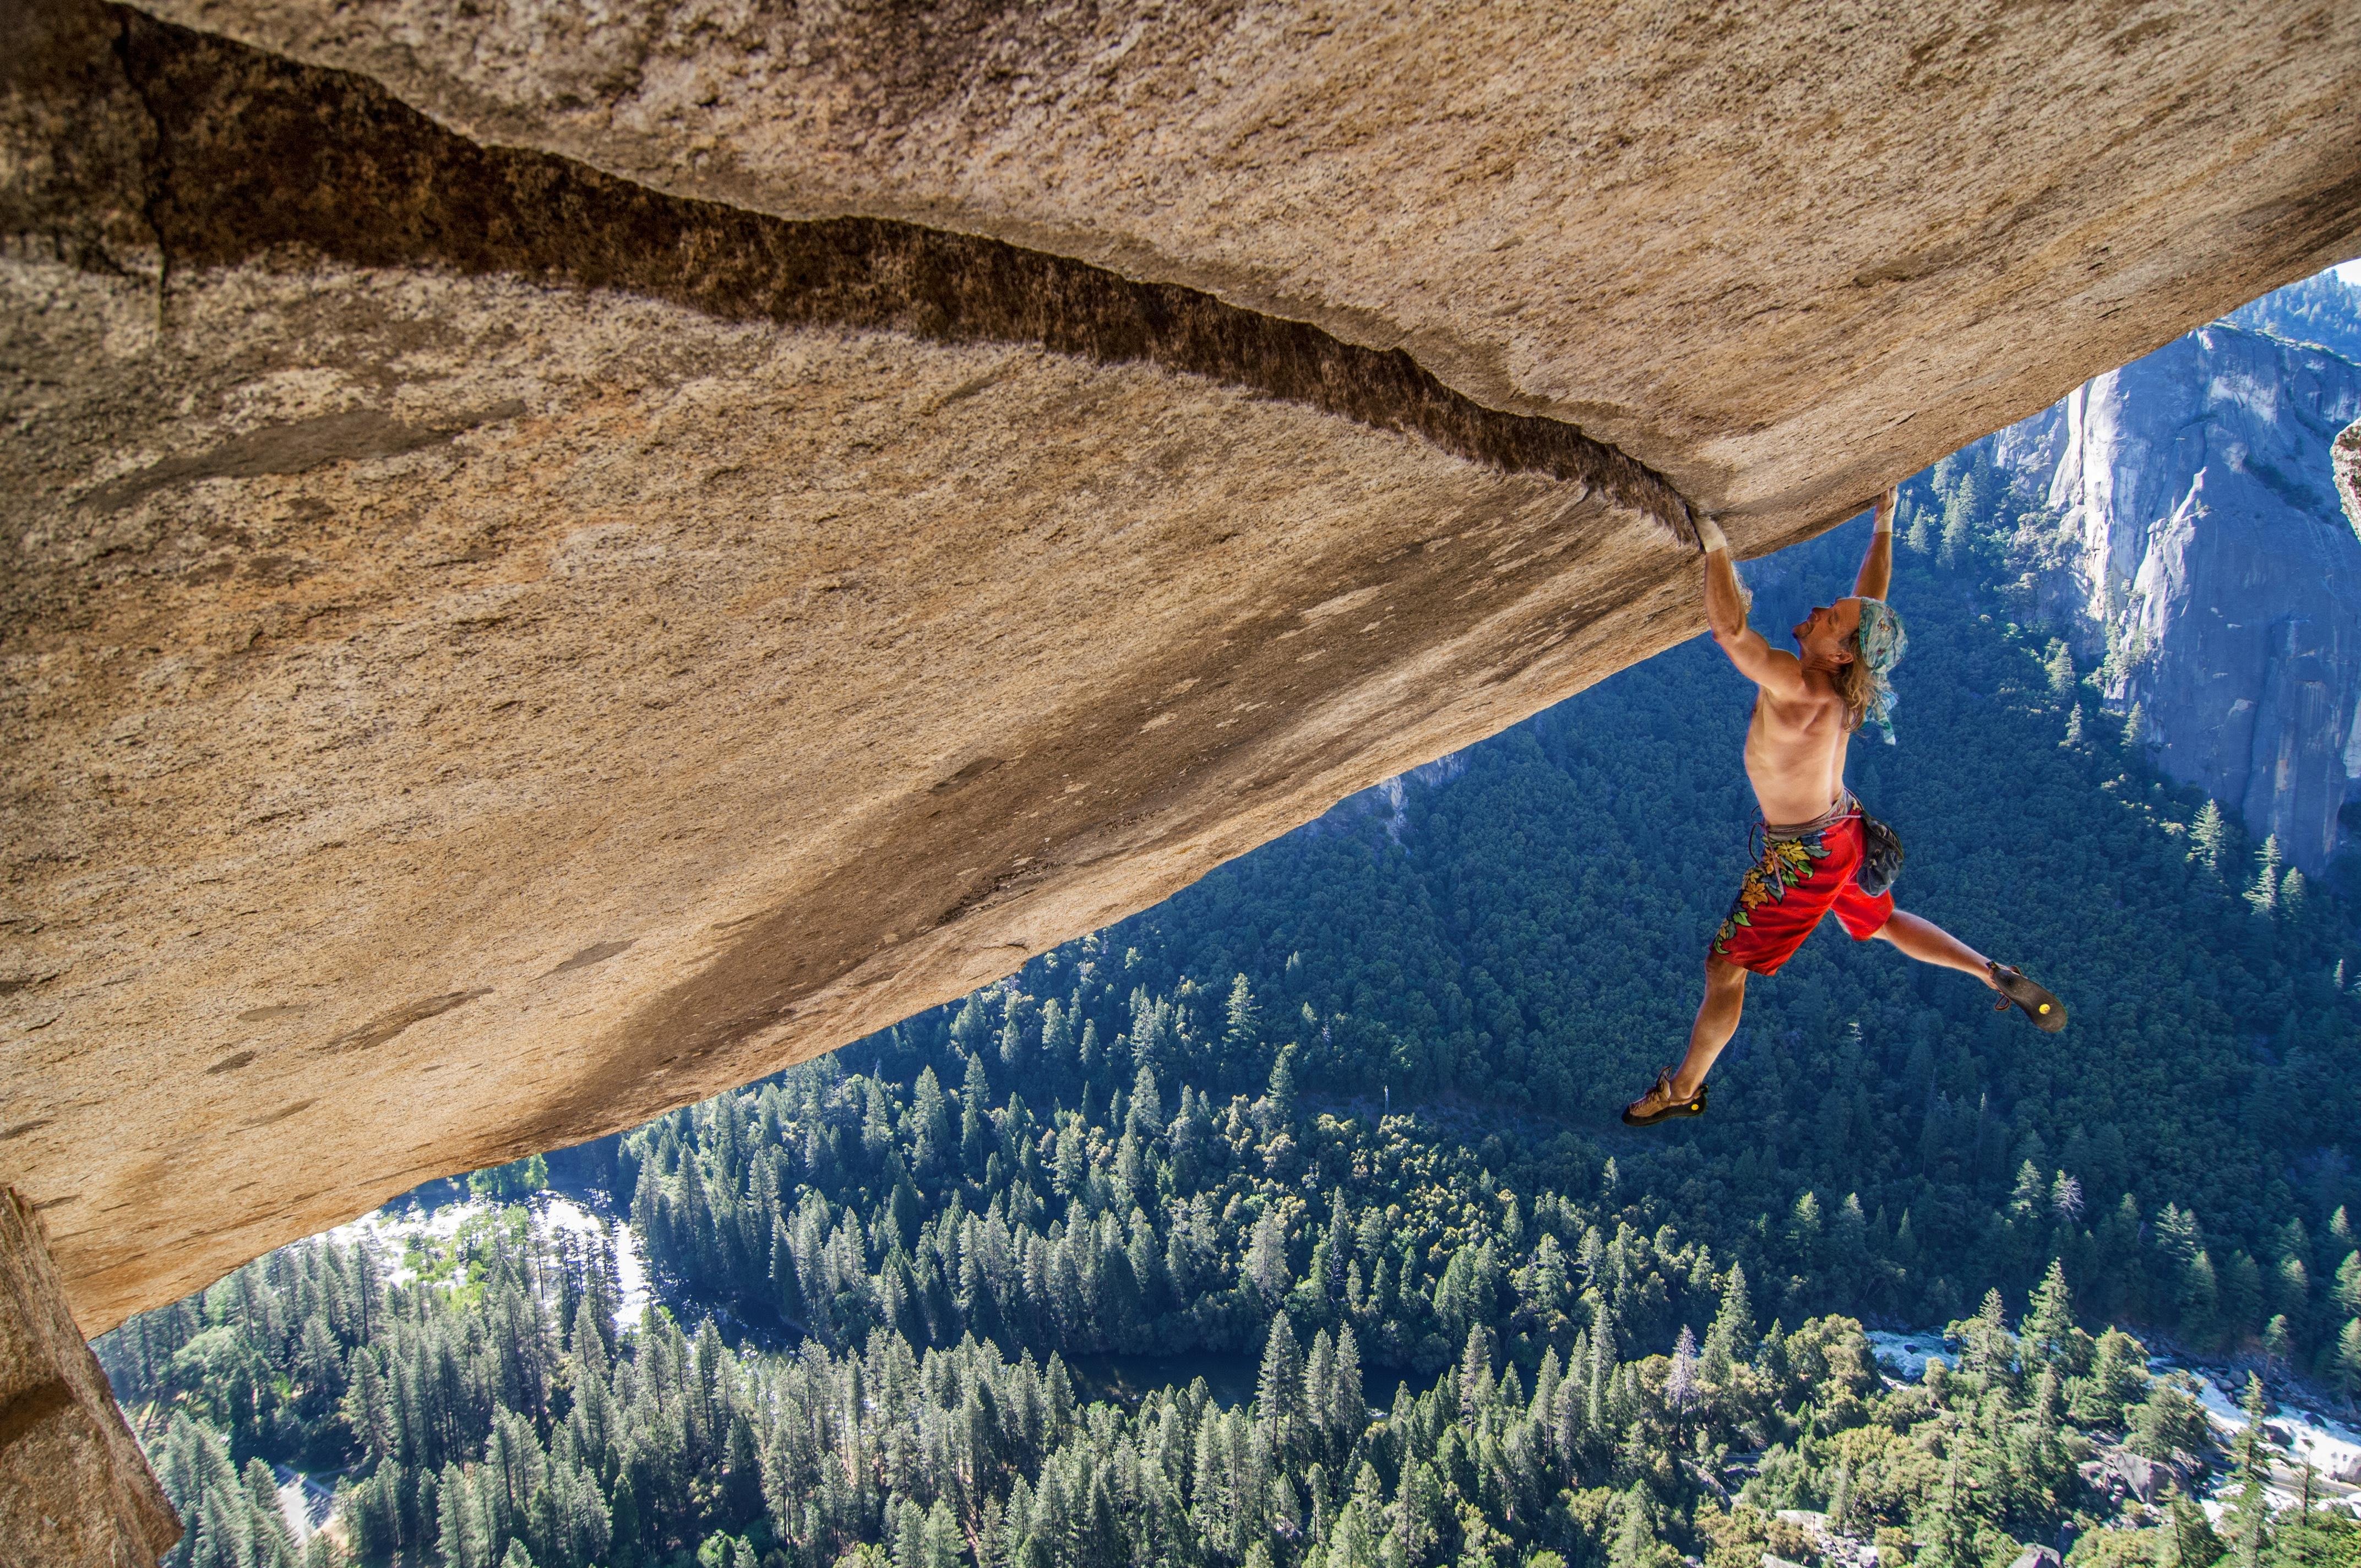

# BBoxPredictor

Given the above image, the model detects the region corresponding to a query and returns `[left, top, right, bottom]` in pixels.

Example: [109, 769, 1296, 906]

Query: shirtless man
[1622, 488, 2065, 1128]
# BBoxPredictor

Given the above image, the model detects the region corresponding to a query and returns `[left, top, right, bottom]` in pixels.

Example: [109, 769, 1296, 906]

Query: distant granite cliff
[2340, 417, 2361, 534]
[1971, 276, 2361, 874]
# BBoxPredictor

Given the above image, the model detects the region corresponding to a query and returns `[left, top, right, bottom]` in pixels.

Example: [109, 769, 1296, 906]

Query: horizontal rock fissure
[74, 4, 1698, 536]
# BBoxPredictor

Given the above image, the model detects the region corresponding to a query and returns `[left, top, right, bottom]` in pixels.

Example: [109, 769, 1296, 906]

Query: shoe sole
[1994, 968, 2068, 1032]
[1621, 1084, 1709, 1126]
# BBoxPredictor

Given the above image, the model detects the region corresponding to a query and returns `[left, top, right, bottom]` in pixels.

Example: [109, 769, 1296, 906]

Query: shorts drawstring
[1749, 792, 1859, 862]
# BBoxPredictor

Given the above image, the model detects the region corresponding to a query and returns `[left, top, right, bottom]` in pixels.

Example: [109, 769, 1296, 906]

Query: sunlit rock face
[3, 0, 2359, 1331]
[2341, 421, 2361, 537]
[132, 0, 2361, 543]
[1992, 317, 2361, 873]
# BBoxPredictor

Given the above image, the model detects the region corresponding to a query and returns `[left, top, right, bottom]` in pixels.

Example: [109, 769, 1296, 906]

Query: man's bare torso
[1622, 490, 2058, 1130]
[1744, 679, 1852, 825]
[1697, 513, 1878, 829]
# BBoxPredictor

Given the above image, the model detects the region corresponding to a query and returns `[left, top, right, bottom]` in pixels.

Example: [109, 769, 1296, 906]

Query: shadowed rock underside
[1, 0, 2357, 1332]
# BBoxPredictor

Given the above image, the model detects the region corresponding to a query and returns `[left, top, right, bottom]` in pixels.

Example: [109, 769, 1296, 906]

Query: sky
[2337, 258, 2361, 285]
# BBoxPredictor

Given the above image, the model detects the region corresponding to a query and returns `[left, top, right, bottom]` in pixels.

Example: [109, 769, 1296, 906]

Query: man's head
[1792, 598, 1863, 668]
[1794, 596, 1907, 742]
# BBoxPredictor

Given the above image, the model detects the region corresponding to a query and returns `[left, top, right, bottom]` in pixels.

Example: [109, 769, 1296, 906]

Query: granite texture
[127, 0, 2361, 546]
[1990, 322, 2361, 872]
[0, 1188, 180, 1568]
[2, 5, 1699, 1330]
[1, 0, 2358, 1333]
[2339, 420, 2361, 536]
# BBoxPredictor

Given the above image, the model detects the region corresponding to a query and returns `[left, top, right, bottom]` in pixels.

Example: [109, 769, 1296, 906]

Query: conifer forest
[97, 405, 2361, 1568]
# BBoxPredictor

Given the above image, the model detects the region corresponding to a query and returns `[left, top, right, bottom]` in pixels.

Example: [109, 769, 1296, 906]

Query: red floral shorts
[1711, 813, 1894, 976]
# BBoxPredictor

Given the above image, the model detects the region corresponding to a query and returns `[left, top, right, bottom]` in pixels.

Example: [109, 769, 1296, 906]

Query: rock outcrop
[2339, 418, 2361, 537]
[0, 1188, 181, 1566]
[1987, 311, 2361, 873]
[3, 0, 2359, 1332]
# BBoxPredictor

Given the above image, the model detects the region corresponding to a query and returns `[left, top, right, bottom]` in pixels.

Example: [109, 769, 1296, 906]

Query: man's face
[1793, 597, 1862, 665]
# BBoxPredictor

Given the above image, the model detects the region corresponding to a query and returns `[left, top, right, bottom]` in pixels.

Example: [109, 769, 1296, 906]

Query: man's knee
[1704, 953, 1749, 990]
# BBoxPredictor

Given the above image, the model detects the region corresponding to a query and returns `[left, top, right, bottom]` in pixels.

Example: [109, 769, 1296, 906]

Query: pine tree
[2009, 1159, 2047, 1218]
[1225, 974, 1261, 1057]
[1246, 1211, 1291, 1302]
[2245, 835, 2284, 916]
[2335, 1318, 2361, 1401]
[1456, 1325, 1494, 1416]
[1257, 1313, 1309, 1462]
[2068, 1327, 2147, 1428]
[1905, 503, 1934, 555]
[2021, 1259, 2085, 1372]
[1392, 1460, 1441, 1567]
[2335, 1252, 2361, 1317]
[1305, 1329, 1335, 1434]
[2050, 1172, 2084, 1223]
[2262, 1314, 2293, 1372]
[998, 999, 1028, 1072]
[2190, 799, 2228, 879]
[1787, 1192, 1824, 1268]
[961, 1054, 994, 1173]
[2043, 640, 2076, 696]
[923, 1500, 965, 1568]
[2122, 701, 2149, 750]
[1128, 1061, 1162, 1140]
[2223, 1376, 2272, 1568]
[1265, 1045, 1298, 1129]
[1939, 469, 1983, 567]
[1700, 1263, 1755, 1384]
[1328, 1498, 1383, 1568]
[1608, 1482, 1667, 1568]
[1584, 1302, 1619, 1436]
[1666, 1325, 1699, 1436]
[1330, 1324, 1368, 1440]
[1040, 998, 1074, 1071]
[2182, 1251, 2222, 1349]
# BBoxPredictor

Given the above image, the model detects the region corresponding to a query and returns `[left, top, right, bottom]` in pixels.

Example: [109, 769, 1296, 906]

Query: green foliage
[118, 1192, 2137, 1568]
[471, 1154, 551, 1203]
[96, 426, 2361, 1568]
[1015, 489, 2361, 1363]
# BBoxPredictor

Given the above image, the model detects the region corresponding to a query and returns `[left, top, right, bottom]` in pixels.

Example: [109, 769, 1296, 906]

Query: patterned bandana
[1855, 598, 1908, 744]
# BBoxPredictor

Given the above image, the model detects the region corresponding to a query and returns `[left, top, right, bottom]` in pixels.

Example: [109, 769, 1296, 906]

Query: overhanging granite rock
[2, 0, 2358, 1333]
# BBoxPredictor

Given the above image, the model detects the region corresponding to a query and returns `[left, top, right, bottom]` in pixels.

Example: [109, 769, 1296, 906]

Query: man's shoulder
[1743, 644, 1808, 689]
[1756, 665, 1843, 712]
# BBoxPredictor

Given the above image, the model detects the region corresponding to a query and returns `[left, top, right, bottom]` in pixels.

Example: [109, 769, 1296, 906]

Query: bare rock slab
[0, 0, 2357, 1333]
[134, 0, 2361, 543]
[2, 3, 1693, 1330]
[0, 1188, 179, 1568]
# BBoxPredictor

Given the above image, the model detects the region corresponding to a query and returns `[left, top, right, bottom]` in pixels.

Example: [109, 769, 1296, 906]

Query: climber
[1622, 487, 2065, 1129]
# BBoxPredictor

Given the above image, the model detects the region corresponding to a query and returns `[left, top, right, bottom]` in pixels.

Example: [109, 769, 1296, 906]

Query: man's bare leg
[1874, 910, 2003, 987]
[1665, 955, 1748, 1100]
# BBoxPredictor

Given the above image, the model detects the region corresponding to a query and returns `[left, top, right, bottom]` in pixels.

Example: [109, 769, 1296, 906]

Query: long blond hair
[1836, 652, 1879, 734]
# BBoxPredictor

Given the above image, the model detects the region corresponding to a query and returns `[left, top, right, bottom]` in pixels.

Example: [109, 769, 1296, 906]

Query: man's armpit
[1728, 640, 1806, 696]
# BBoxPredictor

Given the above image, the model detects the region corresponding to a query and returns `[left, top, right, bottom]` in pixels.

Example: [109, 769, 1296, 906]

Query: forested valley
[97, 399, 2361, 1568]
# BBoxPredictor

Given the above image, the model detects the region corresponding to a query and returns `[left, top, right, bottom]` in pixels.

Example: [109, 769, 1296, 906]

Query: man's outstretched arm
[1855, 486, 1897, 601]
[1698, 519, 1804, 696]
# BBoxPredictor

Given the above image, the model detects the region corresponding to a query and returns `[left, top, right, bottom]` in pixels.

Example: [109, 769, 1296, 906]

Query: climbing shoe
[1622, 1069, 1708, 1127]
[1988, 962, 2067, 1032]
